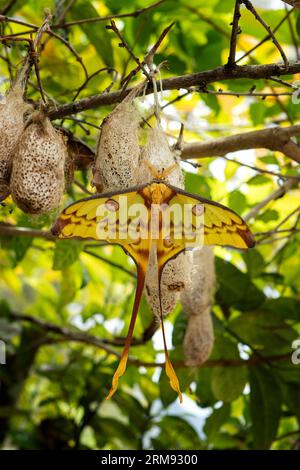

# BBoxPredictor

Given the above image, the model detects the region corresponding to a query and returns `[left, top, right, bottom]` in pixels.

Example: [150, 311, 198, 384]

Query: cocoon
[181, 247, 215, 366]
[92, 94, 142, 192]
[0, 76, 33, 201]
[11, 111, 67, 214]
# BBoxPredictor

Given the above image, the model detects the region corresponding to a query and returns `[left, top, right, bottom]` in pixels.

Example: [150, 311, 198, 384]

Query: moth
[52, 163, 255, 402]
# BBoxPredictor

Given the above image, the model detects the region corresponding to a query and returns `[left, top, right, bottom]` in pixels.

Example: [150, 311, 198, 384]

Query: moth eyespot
[130, 236, 141, 245]
[164, 236, 173, 248]
[192, 204, 204, 216]
[105, 199, 119, 211]
[168, 281, 185, 292]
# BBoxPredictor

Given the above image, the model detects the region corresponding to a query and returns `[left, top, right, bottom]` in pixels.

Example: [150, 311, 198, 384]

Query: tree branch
[181, 124, 300, 164]
[281, 0, 300, 8]
[8, 311, 292, 369]
[47, 62, 300, 119]
[0, 223, 55, 240]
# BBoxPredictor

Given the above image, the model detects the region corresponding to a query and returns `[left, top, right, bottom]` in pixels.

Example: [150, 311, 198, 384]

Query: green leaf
[229, 309, 297, 355]
[248, 175, 271, 185]
[261, 297, 300, 321]
[194, 30, 224, 71]
[256, 209, 279, 223]
[284, 383, 300, 422]
[52, 240, 83, 270]
[203, 403, 231, 440]
[228, 191, 247, 214]
[172, 311, 187, 347]
[202, 93, 221, 116]
[249, 365, 282, 449]
[249, 102, 266, 126]
[12, 236, 32, 264]
[215, 257, 265, 311]
[69, 1, 114, 68]
[184, 172, 211, 198]
[152, 416, 202, 450]
[224, 160, 238, 180]
[242, 249, 265, 278]
[0, 299, 11, 318]
[156, 53, 187, 75]
[259, 155, 279, 165]
[196, 368, 217, 407]
[215, 0, 235, 12]
[212, 366, 247, 402]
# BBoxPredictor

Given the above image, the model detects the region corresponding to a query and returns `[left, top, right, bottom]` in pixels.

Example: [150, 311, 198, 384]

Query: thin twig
[54, 0, 167, 28]
[47, 28, 88, 80]
[242, 0, 289, 68]
[256, 206, 300, 242]
[221, 155, 299, 180]
[0, 0, 18, 15]
[236, 9, 292, 64]
[108, 20, 151, 85]
[73, 180, 94, 195]
[198, 88, 293, 97]
[269, 77, 294, 88]
[244, 178, 299, 221]
[227, 0, 242, 67]
[285, 4, 300, 60]
[83, 249, 136, 279]
[182, 4, 231, 39]
[120, 22, 175, 88]
[0, 15, 88, 80]
[72, 67, 117, 102]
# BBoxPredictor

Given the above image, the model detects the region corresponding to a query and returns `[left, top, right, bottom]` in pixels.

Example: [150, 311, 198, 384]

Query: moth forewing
[95, 199, 118, 241]
[183, 203, 204, 249]
[161, 202, 184, 242]
[128, 201, 149, 242]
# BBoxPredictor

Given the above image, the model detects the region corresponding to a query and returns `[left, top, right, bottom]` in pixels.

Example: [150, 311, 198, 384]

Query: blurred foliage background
[0, 0, 300, 450]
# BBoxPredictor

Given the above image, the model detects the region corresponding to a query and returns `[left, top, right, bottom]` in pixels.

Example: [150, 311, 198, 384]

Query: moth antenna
[106, 266, 146, 400]
[145, 160, 161, 179]
[158, 263, 183, 403]
[161, 163, 178, 179]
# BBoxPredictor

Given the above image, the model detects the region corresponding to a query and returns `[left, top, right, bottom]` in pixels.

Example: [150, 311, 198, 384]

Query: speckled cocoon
[92, 92, 142, 192]
[181, 247, 215, 366]
[138, 124, 188, 317]
[0, 77, 33, 201]
[11, 111, 67, 214]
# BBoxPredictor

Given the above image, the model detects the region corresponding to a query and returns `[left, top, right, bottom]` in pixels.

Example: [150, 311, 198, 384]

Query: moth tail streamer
[106, 268, 146, 400]
[158, 266, 183, 403]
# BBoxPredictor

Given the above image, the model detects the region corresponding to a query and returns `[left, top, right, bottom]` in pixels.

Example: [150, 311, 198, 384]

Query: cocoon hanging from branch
[92, 86, 143, 192]
[181, 247, 215, 366]
[0, 73, 33, 201]
[10, 110, 67, 214]
[183, 311, 214, 367]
